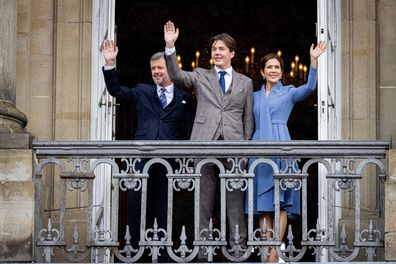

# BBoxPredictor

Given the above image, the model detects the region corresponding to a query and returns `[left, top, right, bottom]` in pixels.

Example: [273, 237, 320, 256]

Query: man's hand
[102, 40, 118, 66]
[164, 21, 179, 49]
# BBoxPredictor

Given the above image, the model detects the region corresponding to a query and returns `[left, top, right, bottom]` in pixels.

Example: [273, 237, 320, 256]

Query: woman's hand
[310, 40, 327, 68]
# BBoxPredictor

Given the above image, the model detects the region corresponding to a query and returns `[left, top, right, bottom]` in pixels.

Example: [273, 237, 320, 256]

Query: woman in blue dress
[250, 41, 327, 262]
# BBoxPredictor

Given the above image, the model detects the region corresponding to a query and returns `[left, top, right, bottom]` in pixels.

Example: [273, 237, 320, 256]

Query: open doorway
[113, 0, 318, 261]
[114, 0, 318, 137]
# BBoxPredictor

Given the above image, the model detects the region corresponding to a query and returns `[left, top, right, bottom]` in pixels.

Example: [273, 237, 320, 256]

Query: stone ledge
[0, 133, 34, 149]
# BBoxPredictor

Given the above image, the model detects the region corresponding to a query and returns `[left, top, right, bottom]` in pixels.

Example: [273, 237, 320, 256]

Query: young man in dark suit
[102, 40, 195, 260]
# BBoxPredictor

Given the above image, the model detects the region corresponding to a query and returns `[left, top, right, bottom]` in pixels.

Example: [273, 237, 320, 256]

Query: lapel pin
[182, 100, 187, 104]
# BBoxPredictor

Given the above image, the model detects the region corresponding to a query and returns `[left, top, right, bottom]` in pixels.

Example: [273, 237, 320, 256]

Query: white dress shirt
[157, 84, 174, 106]
[165, 47, 233, 92]
[214, 66, 233, 92]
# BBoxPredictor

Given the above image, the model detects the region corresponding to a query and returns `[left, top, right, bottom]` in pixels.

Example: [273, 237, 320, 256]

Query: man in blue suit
[102, 40, 195, 260]
[102, 40, 194, 140]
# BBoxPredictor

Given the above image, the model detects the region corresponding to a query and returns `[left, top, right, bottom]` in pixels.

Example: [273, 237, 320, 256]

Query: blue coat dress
[247, 66, 318, 215]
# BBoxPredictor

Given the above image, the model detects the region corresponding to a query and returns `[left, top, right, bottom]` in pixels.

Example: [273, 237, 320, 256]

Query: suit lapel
[223, 70, 241, 107]
[151, 86, 162, 116]
[208, 68, 223, 105]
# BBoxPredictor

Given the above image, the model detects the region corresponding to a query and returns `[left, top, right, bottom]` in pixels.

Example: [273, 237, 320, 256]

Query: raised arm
[164, 21, 179, 49]
[102, 39, 118, 66]
[310, 40, 327, 68]
[291, 41, 327, 103]
[163, 21, 197, 89]
[101, 40, 136, 101]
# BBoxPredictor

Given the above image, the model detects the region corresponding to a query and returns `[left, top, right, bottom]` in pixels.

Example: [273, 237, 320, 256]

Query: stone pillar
[385, 149, 396, 261]
[0, 0, 27, 134]
[0, 0, 34, 262]
[340, 0, 384, 260]
[379, 0, 396, 259]
[379, 0, 396, 147]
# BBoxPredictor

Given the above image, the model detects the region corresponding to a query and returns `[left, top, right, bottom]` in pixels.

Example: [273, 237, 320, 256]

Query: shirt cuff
[103, 65, 115, 71]
[165, 47, 176, 56]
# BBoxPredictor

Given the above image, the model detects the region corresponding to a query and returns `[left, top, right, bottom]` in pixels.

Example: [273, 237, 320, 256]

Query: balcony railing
[32, 140, 389, 263]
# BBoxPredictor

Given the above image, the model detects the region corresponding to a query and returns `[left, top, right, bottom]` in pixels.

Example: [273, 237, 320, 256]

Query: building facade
[0, 0, 395, 262]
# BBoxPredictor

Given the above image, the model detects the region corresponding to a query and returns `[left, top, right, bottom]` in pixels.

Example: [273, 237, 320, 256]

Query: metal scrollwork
[173, 178, 195, 191]
[95, 220, 113, 242]
[226, 157, 248, 174]
[282, 225, 301, 258]
[31, 141, 389, 263]
[39, 218, 60, 242]
[199, 218, 221, 261]
[280, 178, 302, 191]
[334, 178, 356, 192]
[119, 225, 138, 258]
[227, 225, 246, 258]
[66, 178, 88, 191]
[65, 223, 87, 262]
[307, 219, 326, 242]
[334, 158, 356, 174]
[226, 178, 248, 191]
[199, 218, 221, 241]
[173, 225, 193, 258]
[63, 159, 93, 191]
[120, 178, 142, 191]
[145, 218, 167, 242]
[120, 158, 142, 174]
[360, 219, 381, 242]
[37, 218, 61, 262]
[175, 158, 194, 174]
[334, 224, 354, 257]
[253, 218, 274, 242]
[280, 158, 301, 174]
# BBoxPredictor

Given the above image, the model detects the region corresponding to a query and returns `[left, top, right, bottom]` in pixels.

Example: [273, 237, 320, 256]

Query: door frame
[317, 0, 342, 261]
[90, 0, 116, 248]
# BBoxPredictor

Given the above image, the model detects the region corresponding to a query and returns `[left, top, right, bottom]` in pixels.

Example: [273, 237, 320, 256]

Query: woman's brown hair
[259, 53, 285, 83]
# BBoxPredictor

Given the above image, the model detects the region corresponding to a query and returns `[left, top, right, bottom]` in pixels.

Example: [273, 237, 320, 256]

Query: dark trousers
[128, 161, 169, 262]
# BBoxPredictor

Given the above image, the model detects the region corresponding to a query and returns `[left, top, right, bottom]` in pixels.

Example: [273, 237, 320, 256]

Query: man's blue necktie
[159, 88, 167, 109]
[219, 71, 227, 94]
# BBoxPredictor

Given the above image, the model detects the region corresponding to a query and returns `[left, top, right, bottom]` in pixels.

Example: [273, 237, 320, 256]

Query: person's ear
[230, 51, 235, 59]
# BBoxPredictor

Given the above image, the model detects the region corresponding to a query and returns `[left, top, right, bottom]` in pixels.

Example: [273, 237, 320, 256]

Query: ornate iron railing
[32, 140, 389, 263]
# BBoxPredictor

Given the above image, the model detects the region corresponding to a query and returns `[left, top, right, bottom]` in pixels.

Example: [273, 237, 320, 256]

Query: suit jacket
[102, 67, 195, 140]
[166, 52, 254, 140]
